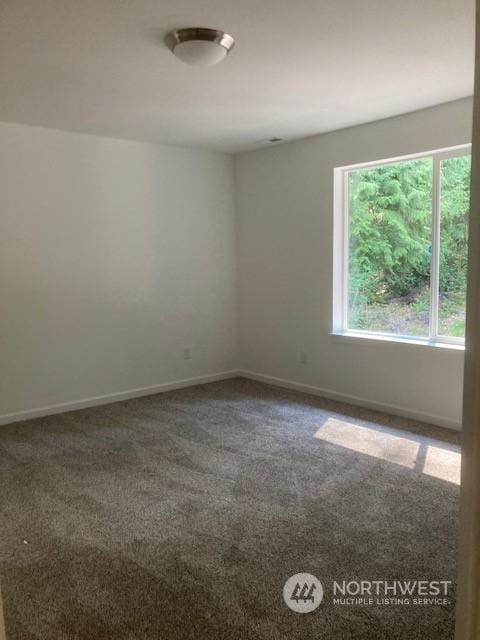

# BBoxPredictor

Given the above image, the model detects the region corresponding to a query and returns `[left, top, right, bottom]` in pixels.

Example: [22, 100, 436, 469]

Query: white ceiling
[0, 0, 474, 153]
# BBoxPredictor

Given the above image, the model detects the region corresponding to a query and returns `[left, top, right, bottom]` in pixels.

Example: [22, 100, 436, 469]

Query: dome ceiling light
[166, 28, 235, 66]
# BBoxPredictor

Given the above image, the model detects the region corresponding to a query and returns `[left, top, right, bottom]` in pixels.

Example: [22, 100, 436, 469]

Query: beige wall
[0, 587, 5, 640]
[456, 2, 480, 636]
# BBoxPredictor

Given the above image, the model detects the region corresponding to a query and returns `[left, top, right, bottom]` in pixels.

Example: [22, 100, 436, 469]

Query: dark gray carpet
[0, 378, 460, 639]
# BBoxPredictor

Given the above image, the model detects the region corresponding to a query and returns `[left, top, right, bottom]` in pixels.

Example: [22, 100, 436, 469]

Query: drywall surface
[235, 98, 473, 429]
[0, 122, 238, 418]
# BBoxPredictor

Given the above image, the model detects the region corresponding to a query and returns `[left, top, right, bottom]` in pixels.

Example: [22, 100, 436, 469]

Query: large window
[333, 145, 471, 345]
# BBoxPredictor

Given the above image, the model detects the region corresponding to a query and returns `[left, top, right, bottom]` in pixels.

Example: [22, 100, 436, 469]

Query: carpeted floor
[0, 378, 460, 640]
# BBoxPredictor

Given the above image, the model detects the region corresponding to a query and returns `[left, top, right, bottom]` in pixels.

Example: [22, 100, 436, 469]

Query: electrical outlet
[300, 350, 308, 365]
[183, 347, 192, 360]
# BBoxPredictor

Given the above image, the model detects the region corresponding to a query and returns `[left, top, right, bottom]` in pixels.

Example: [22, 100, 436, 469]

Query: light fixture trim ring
[167, 28, 235, 55]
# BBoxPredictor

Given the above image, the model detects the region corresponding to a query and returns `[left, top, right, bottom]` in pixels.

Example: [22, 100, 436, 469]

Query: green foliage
[439, 156, 470, 293]
[348, 156, 470, 309]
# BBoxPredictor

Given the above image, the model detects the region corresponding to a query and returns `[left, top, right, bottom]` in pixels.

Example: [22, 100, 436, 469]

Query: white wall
[0, 123, 238, 420]
[1, 100, 472, 429]
[235, 98, 474, 429]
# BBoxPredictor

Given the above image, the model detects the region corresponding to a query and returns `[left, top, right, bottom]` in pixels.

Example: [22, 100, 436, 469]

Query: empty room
[1, 1, 479, 639]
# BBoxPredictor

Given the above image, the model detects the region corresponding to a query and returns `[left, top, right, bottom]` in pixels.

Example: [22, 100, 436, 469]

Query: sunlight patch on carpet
[315, 419, 420, 469]
[423, 445, 461, 485]
[315, 418, 461, 484]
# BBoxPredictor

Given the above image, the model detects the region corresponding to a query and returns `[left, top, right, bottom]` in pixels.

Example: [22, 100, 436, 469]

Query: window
[333, 145, 471, 346]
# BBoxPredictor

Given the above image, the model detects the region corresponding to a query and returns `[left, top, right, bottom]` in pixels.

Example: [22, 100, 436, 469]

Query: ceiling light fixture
[167, 28, 235, 66]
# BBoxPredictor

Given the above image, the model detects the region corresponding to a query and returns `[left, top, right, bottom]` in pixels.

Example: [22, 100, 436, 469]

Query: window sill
[330, 331, 465, 351]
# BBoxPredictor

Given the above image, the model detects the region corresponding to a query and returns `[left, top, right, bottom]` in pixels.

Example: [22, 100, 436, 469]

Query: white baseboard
[238, 370, 462, 431]
[0, 368, 461, 432]
[0, 370, 241, 427]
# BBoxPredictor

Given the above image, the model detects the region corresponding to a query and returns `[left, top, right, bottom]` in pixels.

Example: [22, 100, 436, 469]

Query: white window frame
[332, 143, 471, 348]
